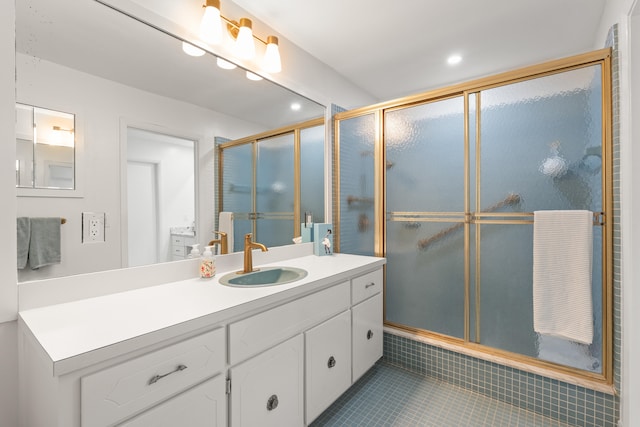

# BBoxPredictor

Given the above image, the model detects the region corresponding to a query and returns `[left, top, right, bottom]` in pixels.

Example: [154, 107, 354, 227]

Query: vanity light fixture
[263, 36, 282, 73]
[52, 125, 74, 133]
[195, 1, 283, 73]
[49, 126, 75, 147]
[234, 18, 256, 59]
[199, 0, 223, 44]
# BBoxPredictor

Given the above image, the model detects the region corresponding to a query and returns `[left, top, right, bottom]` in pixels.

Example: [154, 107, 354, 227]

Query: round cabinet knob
[327, 356, 336, 368]
[367, 329, 374, 340]
[266, 394, 279, 411]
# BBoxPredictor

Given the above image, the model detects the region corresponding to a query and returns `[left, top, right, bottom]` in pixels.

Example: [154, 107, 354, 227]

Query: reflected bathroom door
[127, 161, 158, 266]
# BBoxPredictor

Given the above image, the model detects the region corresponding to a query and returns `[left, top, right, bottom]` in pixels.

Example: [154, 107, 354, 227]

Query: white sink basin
[219, 266, 308, 287]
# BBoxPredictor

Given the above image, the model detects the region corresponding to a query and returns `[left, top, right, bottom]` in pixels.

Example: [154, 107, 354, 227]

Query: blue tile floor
[311, 362, 576, 427]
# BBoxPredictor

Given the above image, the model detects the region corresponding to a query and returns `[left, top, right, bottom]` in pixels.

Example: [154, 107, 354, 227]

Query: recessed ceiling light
[290, 102, 301, 111]
[447, 54, 462, 65]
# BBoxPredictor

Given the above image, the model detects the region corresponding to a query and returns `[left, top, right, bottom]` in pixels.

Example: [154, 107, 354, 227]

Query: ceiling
[233, 0, 608, 102]
[16, 0, 608, 123]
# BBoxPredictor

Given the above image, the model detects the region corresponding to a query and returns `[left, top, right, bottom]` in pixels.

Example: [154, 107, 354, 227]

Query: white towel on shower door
[533, 210, 593, 345]
[219, 212, 234, 253]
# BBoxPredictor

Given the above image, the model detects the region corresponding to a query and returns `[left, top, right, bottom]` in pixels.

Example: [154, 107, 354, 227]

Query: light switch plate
[82, 212, 105, 243]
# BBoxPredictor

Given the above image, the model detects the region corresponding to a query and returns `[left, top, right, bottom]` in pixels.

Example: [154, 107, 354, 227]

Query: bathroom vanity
[18, 252, 385, 426]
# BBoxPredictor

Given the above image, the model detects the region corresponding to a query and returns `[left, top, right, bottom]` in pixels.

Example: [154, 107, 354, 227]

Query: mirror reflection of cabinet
[16, 103, 75, 190]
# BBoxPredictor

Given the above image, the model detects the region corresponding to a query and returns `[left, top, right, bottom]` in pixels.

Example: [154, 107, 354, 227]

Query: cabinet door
[305, 310, 352, 424]
[352, 293, 383, 381]
[119, 375, 226, 427]
[230, 335, 304, 427]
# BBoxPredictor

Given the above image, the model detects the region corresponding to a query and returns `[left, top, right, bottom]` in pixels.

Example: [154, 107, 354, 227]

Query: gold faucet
[208, 231, 229, 255]
[239, 233, 268, 274]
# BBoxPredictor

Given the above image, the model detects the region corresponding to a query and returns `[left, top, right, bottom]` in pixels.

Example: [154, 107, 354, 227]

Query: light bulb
[216, 57, 237, 70]
[246, 71, 263, 81]
[182, 42, 205, 57]
[263, 36, 281, 73]
[235, 18, 255, 59]
[199, 0, 222, 44]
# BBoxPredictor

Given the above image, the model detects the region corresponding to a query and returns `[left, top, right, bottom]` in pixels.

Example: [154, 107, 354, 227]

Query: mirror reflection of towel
[28, 217, 62, 270]
[17, 217, 30, 269]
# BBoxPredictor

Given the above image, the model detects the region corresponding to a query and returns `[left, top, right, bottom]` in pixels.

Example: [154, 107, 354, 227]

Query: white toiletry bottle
[188, 243, 200, 259]
[200, 245, 215, 279]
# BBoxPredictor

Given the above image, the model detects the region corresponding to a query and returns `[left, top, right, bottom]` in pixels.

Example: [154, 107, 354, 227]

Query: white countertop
[19, 253, 385, 376]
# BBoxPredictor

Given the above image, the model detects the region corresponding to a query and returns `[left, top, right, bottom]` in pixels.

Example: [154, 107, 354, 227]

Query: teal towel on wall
[17, 217, 30, 269]
[28, 217, 62, 270]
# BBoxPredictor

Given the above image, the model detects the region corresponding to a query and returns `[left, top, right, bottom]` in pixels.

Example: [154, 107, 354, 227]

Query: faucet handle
[210, 231, 229, 254]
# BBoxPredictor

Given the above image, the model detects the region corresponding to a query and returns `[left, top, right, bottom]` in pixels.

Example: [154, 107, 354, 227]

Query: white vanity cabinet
[352, 269, 384, 382]
[229, 335, 304, 427]
[19, 327, 226, 427]
[81, 327, 226, 427]
[119, 375, 226, 427]
[19, 253, 386, 427]
[171, 233, 196, 260]
[305, 309, 352, 423]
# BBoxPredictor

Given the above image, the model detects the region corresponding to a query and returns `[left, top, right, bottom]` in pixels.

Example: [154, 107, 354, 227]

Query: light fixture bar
[196, 1, 282, 72]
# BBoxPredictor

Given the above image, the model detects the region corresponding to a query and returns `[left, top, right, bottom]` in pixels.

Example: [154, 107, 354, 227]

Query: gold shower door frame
[333, 49, 613, 387]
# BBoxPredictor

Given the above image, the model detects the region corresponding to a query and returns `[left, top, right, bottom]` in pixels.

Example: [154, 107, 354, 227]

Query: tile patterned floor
[311, 362, 576, 427]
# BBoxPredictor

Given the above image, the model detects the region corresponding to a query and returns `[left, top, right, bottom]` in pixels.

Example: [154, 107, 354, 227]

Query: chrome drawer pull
[148, 364, 187, 385]
[365, 282, 376, 289]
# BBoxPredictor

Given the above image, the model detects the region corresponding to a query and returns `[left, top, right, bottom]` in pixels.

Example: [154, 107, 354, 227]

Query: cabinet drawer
[229, 281, 350, 365]
[171, 236, 186, 246]
[305, 310, 352, 424]
[172, 245, 186, 256]
[352, 293, 383, 382]
[81, 328, 225, 427]
[119, 374, 226, 427]
[352, 268, 383, 305]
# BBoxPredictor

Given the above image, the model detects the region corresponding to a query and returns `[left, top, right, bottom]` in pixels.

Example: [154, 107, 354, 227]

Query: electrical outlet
[82, 212, 105, 243]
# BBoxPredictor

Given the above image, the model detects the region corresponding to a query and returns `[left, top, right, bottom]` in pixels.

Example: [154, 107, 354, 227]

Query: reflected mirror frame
[16, 102, 76, 190]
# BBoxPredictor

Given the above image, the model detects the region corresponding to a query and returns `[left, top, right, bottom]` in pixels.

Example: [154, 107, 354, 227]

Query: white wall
[597, 0, 640, 425]
[15, 54, 263, 281]
[0, 2, 18, 426]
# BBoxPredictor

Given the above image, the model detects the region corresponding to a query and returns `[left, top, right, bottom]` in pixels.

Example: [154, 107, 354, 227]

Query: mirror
[16, 0, 326, 282]
[16, 103, 76, 190]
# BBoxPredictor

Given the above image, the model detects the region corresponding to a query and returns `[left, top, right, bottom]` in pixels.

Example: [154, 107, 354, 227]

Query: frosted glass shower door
[337, 113, 376, 256]
[384, 97, 467, 339]
[220, 143, 253, 252]
[475, 65, 604, 372]
[256, 133, 295, 247]
[300, 125, 325, 224]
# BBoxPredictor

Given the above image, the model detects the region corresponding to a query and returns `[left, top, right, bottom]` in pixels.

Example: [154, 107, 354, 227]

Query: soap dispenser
[188, 244, 200, 259]
[200, 245, 215, 279]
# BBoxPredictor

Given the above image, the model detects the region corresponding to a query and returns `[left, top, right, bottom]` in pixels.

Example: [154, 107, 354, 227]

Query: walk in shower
[335, 49, 613, 384]
[218, 119, 325, 251]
